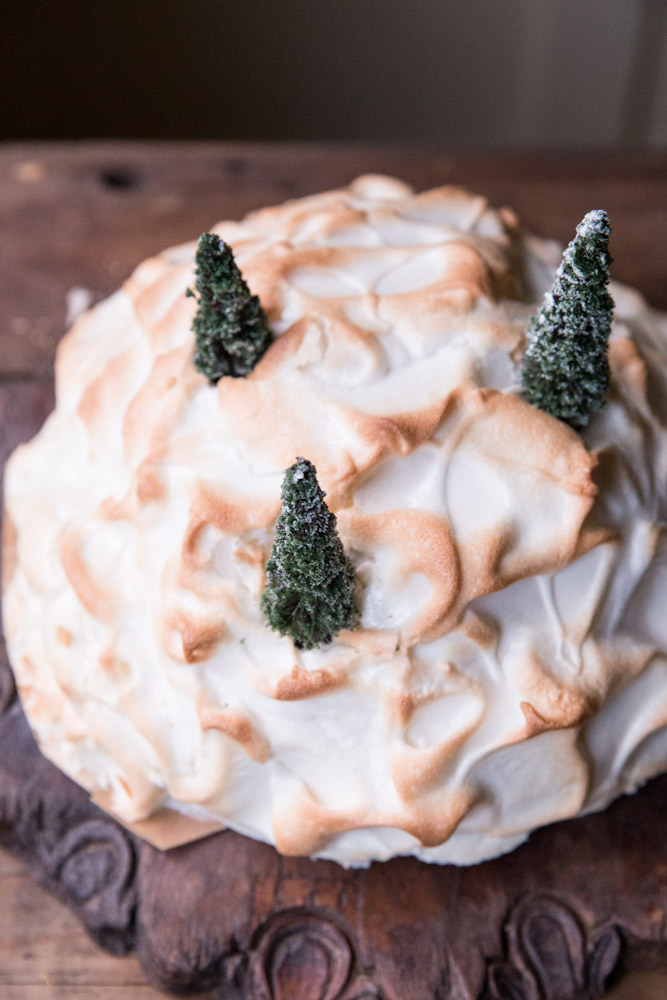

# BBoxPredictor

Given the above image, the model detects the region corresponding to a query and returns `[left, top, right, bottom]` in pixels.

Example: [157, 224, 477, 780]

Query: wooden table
[1, 840, 666, 1000]
[1, 143, 667, 1000]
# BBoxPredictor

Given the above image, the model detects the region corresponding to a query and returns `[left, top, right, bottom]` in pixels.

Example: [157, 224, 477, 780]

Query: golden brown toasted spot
[122, 344, 197, 466]
[179, 487, 276, 608]
[396, 787, 478, 849]
[131, 261, 194, 336]
[382, 654, 431, 728]
[1, 510, 18, 589]
[391, 725, 481, 801]
[118, 775, 133, 798]
[353, 399, 453, 474]
[59, 531, 114, 622]
[390, 690, 418, 729]
[424, 241, 496, 299]
[96, 495, 133, 522]
[571, 522, 618, 562]
[456, 526, 508, 600]
[339, 508, 460, 643]
[215, 378, 361, 499]
[407, 184, 477, 207]
[249, 317, 313, 377]
[251, 312, 383, 383]
[273, 665, 346, 701]
[135, 457, 165, 503]
[385, 648, 487, 745]
[336, 628, 400, 657]
[190, 483, 279, 537]
[464, 388, 598, 499]
[181, 519, 212, 571]
[520, 695, 597, 737]
[216, 371, 460, 510]
[98, 649, 130, 676]
[122, 252, 170, 301]
[55, 626, 73, 647]
[200, 708, 270, 763]
[520, 701, 556, 738]
[233, 242, 296, 318]
[234, 546, 266, 569]
[513, 653, 600, 732]
[163, 611, 226, 664]
[459, 610, 498, 649]
[174, 559, 241, 612]
[77, 349, 134, 430]
[272, 782, 476, 855]
[442, 388, 600, 599]
[271, 799, 353, 856]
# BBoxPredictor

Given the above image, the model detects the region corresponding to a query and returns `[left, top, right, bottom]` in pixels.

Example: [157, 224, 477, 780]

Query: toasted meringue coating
[5, 176, 667, 866]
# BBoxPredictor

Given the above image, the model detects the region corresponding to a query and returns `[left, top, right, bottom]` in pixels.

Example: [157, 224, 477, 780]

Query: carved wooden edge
[192, 895, 623, 1000]
[0, 660, 662, 999]
[209, 909, 382, 1000]
[479, 894, 623, 1000]
[0, 671, 137, 956]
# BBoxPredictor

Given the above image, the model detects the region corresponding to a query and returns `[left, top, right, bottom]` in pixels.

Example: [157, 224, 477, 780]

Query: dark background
[1, 0, 666, 147]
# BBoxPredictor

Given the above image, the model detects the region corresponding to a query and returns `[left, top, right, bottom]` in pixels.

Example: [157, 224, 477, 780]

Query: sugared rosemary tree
[521, 210, 614, 429]
[261, 458, 358, 649]
[190, 232, 273, 382]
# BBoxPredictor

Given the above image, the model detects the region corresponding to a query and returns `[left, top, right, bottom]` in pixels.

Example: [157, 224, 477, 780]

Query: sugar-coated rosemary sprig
[521, 210, 614, 429]
[189, 232, 273, 382]
[261, 458, 358, 650]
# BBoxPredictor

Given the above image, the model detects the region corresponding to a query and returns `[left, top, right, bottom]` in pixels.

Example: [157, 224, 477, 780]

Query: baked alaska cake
[4, 174, 667, 868]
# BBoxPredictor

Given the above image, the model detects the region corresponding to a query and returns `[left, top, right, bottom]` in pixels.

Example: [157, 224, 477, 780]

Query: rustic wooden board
[2, 143, 667, 1000]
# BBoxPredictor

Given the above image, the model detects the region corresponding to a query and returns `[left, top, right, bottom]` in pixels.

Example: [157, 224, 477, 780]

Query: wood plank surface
[0, 846, 217, 1000]
[1, 142, 667, 999]
[0, 849, 192, 999]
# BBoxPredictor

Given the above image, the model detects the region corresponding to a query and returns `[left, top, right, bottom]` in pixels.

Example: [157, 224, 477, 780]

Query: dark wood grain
[2, 143, 667, 999]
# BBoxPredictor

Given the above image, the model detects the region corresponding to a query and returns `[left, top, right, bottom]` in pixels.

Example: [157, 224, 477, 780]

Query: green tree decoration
[521, 210, 614, 429]
[190, 232, 273, 382]
[261, 458, 358, 650]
